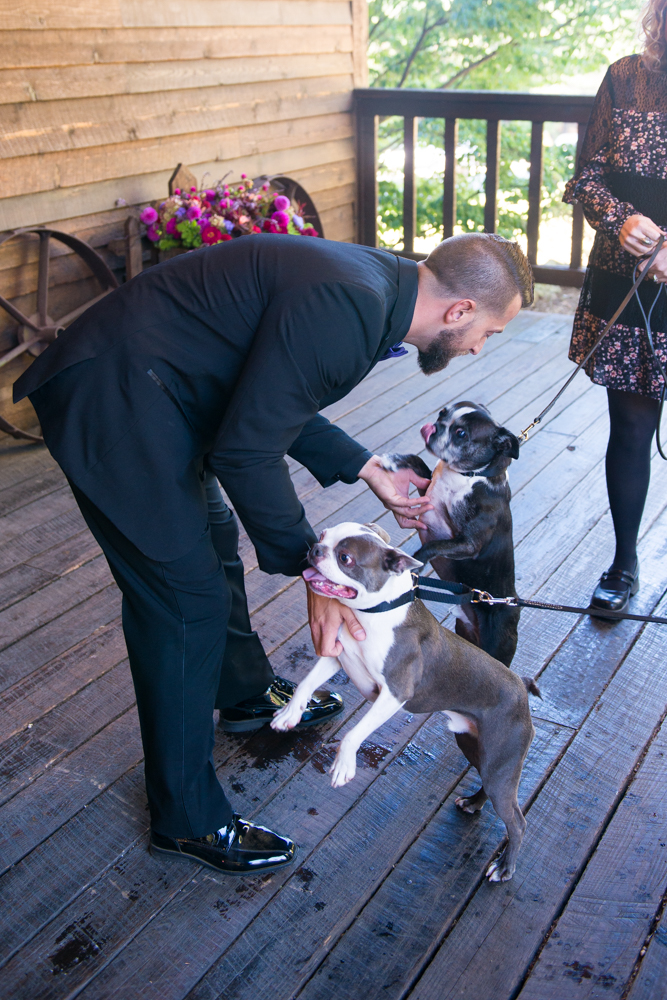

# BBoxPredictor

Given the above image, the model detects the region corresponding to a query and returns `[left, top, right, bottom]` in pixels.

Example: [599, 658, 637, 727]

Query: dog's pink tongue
[303, 567, 327, 582]
[421, 423, 436, 444]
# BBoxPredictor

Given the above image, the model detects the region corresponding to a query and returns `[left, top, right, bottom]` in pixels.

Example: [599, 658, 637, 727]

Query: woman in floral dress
[564, 0, 667, 612]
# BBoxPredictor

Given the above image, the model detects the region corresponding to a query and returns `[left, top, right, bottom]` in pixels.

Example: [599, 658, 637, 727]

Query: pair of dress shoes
[590, 560, 640, 614]
[150, 677, 342, 875]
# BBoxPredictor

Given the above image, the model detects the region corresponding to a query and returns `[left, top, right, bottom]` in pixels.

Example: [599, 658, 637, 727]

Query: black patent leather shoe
[220, 675, 343, 733]
[590, 561, 639, 614]
[150, 814, 296, 875]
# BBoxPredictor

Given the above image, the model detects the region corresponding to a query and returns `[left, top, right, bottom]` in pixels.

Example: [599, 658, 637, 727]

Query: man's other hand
[307, 586, 365, 657]
[358, 455, 433, 527]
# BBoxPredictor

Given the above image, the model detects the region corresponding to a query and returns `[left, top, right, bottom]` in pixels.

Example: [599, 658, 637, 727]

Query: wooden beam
[443, 117, 458, 240]
[527, 121, 544, 265]
[403, 116, 418, 254]
[570, 122, 587, 270]
[356, 111, 378, 247]
[484, 119, 501, 234]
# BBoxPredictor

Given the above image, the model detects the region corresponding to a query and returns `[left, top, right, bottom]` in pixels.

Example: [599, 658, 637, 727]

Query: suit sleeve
[287, 414, 372, 488]
[207, 284, 384, 576]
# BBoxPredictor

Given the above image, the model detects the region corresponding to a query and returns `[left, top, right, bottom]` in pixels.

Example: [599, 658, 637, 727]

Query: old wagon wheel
[0, 227, 119, 443]
[254, 174, 325, 237]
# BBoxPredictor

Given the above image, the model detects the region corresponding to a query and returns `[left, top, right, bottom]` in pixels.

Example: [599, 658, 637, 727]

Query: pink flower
[273, 195, 290, 212]
[220, 233, 232, 241]
[301, 226, 319, 237]
[201, 224, 224, 245]
[174, 188, 181, 195]
[140, 205, 159, 225]
[190, 186, 197, 191]
[146, 225, 161, 242]
[272, 210, 290, 227]
[240, 173, 247, 179]
[252, 225, 262, 233]
[186, 205, 202, 220]
[263, 219, 279, 233]
[205, 189, 217, 200]
[165, 217, 179, 236]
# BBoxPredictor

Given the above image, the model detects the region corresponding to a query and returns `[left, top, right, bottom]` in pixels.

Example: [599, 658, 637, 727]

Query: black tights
[606, 388, 660, 573]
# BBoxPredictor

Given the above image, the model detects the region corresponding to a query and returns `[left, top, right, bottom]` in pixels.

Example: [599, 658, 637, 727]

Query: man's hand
[307, 586, 366, 656]
[358, 455, 433, 527]
[620, 214, 664, 258]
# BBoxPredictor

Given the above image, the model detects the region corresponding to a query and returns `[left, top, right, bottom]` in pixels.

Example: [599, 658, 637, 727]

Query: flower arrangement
[139, 175, 320, 251]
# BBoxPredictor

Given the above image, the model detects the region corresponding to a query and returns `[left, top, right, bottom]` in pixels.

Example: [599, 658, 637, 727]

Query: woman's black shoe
[590, 561, 640, 614]
[220, 676, 343, 733]
[150, 814, 296, 875]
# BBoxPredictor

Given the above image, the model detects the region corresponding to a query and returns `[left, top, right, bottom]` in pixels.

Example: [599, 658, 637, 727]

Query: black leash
[518, 235, 667, 447]
[360, 574, 667, 625]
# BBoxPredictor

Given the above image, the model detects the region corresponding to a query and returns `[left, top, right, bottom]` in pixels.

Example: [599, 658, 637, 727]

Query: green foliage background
[369, 0, 642, 249]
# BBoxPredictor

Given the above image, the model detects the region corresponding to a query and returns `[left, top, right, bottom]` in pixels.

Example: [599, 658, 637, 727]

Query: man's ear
[365, 522, 391, 544]
[495, 427, 520, 460]
[383, 548, 423, 575]
[444, 298, 476, 325]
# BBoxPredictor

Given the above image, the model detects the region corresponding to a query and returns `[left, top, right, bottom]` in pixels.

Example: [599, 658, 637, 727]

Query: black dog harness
[359, 573, 667, 625]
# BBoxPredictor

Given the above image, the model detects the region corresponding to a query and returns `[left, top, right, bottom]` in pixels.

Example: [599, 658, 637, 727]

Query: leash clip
[472, 589, 518, 606]
[518, 417, 540, 445]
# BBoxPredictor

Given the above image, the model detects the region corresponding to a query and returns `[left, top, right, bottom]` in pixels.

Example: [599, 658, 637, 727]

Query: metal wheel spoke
[0, 292, 38, 330]
[37, 230, 50, 325]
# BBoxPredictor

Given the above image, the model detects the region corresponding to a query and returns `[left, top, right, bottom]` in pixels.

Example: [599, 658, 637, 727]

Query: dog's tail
[522, 676, 542, 699]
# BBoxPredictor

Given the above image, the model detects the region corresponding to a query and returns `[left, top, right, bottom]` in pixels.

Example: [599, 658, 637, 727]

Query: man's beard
[417, 324, 472, 375]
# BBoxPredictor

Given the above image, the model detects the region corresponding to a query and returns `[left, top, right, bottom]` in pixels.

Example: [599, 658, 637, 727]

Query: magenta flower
[186, 205, 202, 220]
[165, 217, 179, 236]
[201, 224, 224, 245]
[174, 188, 181, 195]
[273, 195, 290, 212]
[272, 210, 290, 227]
[205, 189, 216, 200]
[146, 225, 161, 242]
[140, 205, 159, 226]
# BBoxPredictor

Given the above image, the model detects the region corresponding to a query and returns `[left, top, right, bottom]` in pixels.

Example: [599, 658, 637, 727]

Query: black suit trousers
[69, 474, 274, 838]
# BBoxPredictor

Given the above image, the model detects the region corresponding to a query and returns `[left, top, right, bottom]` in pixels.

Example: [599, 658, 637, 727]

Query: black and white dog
[271, 521, 538, 882]
[382, 401, 521, 667]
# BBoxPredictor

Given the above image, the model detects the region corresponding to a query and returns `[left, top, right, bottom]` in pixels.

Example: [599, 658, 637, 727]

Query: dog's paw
[486, 852, 515, 883]
[270, 704, 304, 731]
[455, 794, 486, 815]
[329, 751, 357, 788]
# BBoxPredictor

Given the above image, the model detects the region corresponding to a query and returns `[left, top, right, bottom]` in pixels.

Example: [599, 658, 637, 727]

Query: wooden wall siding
[0, 0, 366, 430]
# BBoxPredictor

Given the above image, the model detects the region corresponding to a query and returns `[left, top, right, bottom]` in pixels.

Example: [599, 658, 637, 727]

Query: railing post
[403, 116, 418, 253]
[356, 109, 378, 247]
[484, 119, 501, 234]
[527, 121, 544, 265]
[570, 122, 587, 270]
[443, 117, 458, 240]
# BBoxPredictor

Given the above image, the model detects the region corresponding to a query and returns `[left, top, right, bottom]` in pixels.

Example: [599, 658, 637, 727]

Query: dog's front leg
[330, 686, 405, 787]
[271, 656, 340, 731]
[415, 536, 481, 564]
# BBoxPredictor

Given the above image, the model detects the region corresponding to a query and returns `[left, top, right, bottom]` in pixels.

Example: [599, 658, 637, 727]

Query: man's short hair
[423, 233, 534, 310]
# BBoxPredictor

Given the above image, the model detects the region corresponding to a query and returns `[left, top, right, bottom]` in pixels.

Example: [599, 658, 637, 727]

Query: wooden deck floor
[2, 310, 667, 1000]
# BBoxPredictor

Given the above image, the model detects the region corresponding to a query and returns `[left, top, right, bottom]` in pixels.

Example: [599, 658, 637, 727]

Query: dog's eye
[454, 427, 466, 439]
[339, 552, 354, 566]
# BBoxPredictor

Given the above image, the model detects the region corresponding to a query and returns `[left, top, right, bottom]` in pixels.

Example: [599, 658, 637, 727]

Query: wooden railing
[354, 88, 596, 287]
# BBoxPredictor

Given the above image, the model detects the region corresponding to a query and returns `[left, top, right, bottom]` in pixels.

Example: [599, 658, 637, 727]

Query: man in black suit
[14, 232, 532, 876]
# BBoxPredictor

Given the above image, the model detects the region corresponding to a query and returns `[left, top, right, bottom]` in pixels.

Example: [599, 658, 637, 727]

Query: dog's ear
[364, 522, 391, 544]
[494, 427, 520, 460]
[383, 548, 423, 575]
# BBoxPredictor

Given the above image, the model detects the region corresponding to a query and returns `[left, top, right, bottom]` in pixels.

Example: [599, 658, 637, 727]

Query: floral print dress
[564, 55, 667, 398]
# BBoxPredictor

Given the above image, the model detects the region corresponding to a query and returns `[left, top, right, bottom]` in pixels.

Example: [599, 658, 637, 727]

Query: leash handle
[518, 234, 666, 445]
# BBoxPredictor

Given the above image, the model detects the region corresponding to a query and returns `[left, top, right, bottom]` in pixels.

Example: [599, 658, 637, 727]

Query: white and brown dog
[271, 521, 539, 882]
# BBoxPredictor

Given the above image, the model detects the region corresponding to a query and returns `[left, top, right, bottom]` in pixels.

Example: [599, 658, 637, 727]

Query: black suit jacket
[14, 235, 418, 574]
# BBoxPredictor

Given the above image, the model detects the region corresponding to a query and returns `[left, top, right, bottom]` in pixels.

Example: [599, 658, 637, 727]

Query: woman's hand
[358, 455, 433, 527]
[619, 214, 664, 257]
[307, 586, 365, 656]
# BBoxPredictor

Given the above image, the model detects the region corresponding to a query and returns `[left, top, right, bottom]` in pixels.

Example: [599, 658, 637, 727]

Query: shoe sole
[149, 842, 297, 876]
[219, 703, 344, 734]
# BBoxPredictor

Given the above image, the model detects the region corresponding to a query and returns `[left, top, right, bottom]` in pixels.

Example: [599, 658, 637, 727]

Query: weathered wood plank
[0, 52, 353, 105]
[625, 900, 667, 999]
[0, 554, 112, 652]
[0, 618, 125, 743]
[517, 725, 667, 999]
[0, 25, 352, 70]
[0, 1, 353, 32]
[0, 75, 353, 160]
[0, 584, 120, 693]
[0, 658, 133, 806]
[0, 462, 66, 518]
